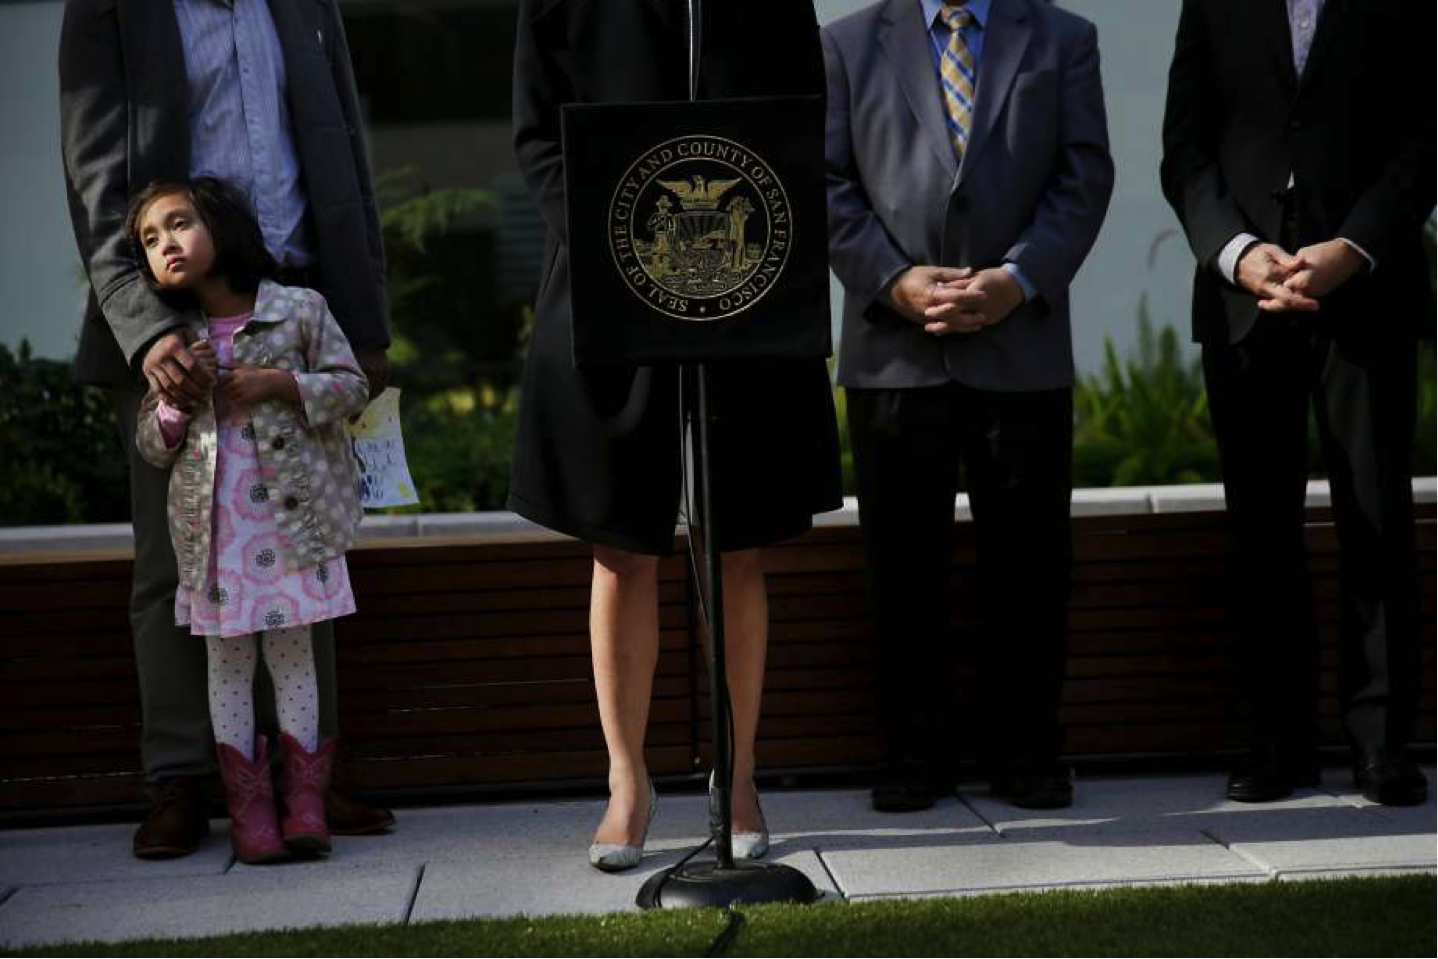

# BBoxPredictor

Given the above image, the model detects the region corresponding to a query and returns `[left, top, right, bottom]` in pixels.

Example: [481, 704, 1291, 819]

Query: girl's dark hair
[125, 177, 278, 294]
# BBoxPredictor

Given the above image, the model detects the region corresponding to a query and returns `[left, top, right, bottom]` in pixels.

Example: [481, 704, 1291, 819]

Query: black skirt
[507, 252, 843, 556]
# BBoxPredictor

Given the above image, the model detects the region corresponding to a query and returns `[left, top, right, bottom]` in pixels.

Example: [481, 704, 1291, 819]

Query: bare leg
[589, 545, 661, 846]
[713, 549, 768, 834]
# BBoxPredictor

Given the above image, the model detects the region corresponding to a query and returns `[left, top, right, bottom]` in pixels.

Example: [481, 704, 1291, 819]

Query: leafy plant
[0, 341, 130, 525]
[392, 384, 518, 513]
[1072, 306, 1219, 487]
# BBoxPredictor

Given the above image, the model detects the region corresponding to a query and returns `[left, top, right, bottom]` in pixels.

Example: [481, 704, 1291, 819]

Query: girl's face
[138, 192, 216, 289]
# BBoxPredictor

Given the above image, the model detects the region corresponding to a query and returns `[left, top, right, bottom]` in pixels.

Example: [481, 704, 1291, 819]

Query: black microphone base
[636, 859, 819, 910]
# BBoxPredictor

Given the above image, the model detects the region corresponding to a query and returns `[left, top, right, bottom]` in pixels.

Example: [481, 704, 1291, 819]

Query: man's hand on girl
[142, 331, 215, 407]
[220, 366, 301, 411]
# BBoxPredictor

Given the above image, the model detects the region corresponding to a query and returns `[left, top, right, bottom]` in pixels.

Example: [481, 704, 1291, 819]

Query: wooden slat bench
[1, 486, 1433, 814]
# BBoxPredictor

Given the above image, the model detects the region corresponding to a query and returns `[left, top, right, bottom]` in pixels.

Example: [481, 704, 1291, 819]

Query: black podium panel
[562, 96, 830, 365]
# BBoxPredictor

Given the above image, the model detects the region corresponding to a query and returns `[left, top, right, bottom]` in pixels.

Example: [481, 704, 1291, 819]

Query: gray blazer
[59, 0, 389, 387]
[824, 0, 1113, 392]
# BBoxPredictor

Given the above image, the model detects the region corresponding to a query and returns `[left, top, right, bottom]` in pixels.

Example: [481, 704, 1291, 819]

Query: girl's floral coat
[136, 281, 369, 591]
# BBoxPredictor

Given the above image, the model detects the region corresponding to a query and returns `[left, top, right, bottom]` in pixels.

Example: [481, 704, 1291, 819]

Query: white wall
[0, 1, 84, 362]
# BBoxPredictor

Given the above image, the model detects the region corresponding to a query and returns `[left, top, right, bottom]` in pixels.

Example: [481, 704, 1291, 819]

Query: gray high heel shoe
[708, 772, 770, 861]
[588, 780, 658, 873]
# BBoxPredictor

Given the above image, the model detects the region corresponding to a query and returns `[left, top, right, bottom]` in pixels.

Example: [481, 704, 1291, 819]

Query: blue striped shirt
[173, 0, 311, 266]
[918, 0, 1036, 302]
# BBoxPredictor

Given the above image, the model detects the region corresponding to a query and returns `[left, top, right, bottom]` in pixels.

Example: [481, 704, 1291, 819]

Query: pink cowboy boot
[278, 733, 336, 854]
[215, 736, 287, 865]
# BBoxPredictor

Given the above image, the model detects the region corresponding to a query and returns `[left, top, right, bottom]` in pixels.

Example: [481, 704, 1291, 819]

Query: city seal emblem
[608, 134, 792, 322]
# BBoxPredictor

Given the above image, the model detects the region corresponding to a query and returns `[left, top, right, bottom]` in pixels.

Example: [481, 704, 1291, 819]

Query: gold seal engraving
[608, 134, 792, 321]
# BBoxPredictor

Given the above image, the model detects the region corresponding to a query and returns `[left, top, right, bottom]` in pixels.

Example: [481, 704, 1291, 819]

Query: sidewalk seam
[1199, 829, 1276, 879]
[955, 793, 1003, 837]
[402, 862, 426, 925]
[812, 847, 848, 901]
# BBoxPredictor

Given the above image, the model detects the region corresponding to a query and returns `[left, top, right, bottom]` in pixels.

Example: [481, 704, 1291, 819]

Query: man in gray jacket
[59, 0, 395, 857]
[824, 0, 1113, 811]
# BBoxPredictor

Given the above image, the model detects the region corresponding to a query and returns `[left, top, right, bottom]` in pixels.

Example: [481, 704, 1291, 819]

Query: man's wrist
[1000, 263, 1036, 303]
[1217, 233, 1262, 286]
[1336, 238, 1375, 274]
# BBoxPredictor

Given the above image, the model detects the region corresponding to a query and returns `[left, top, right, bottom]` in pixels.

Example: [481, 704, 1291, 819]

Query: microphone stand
[637, 0, 819, 911]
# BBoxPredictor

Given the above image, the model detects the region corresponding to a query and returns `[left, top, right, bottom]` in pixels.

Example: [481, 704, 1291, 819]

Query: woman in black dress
[510, 0, 841, 870]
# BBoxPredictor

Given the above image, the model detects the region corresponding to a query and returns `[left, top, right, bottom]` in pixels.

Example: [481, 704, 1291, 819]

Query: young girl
[129, 177, 369, 865]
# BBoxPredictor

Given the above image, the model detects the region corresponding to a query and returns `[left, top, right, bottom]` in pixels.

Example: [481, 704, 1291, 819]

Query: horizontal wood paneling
[0, 504, 1432, 811]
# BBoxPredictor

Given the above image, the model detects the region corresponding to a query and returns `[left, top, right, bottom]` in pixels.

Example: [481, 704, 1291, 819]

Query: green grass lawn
[7, 875, 1434, 958]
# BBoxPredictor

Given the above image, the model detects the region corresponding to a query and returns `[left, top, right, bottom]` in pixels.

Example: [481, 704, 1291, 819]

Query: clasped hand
[142, 332, 217, 411]
[219, 365, 296, 412]
[140, 332, 295, 413]
[1236, 238, 1366, 313]
[888, 265, 1024, 335]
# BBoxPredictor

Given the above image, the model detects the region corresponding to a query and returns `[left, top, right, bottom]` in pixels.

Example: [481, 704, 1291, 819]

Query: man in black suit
[1161, 0, 1434, 804]
[60, 0, 397, 856]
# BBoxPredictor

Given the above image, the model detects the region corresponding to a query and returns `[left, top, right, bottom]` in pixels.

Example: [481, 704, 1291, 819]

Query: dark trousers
[1203, 322, 1421, 756]
[112, 385, 340, 785]
[847, 383, 1074, 774]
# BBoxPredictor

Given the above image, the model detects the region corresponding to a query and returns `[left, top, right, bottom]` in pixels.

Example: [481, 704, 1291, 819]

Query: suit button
[283, 496, 299, 511]
[272, 437, 286, 451]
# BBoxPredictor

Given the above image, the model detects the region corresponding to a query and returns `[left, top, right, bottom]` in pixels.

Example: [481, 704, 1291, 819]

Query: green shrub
[0, 341, 130, 525]
[1072, 309, 1220, 487]
[390, 385, 518, 513]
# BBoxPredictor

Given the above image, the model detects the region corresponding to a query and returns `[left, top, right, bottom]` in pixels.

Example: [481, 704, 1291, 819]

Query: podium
[561, 12, 830, 911]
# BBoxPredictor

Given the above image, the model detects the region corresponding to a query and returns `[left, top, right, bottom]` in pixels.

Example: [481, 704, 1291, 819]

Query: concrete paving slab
[0, 865, 418, 950]
[0, 821, 232, 887]
[760, 789, 993, 846]
[1320, 765, 1437, 827]
[288, 788, 989, 875]
[231, 795, 722, 873]
[411, 847, 838, 922]
[958, 774, 1355, 837]
[822, 830, 1265, 897]
[1205, 807, 1436, 877]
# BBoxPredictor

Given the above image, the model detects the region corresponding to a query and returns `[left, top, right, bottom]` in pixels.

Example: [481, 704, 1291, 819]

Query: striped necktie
[938, 4, 977, 163]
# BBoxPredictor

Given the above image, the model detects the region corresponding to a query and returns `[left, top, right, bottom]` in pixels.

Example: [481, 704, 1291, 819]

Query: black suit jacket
[59, 0, 390, 387]
[1160, 0, 1435, 344]
[512, 0, 824, 348]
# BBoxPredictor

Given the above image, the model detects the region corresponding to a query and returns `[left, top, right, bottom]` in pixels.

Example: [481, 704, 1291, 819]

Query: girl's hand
[220, 367, 300, 412]
[189, 339, 220, 383]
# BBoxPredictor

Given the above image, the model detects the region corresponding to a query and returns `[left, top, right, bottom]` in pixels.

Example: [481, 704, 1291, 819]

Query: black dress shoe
[133, 777, 209, 859]
[871, 765, 950, 813]
[1225, 751, 1320, 803]
[1353, 750, 1427, 806]
[991, 762, 1074, 810]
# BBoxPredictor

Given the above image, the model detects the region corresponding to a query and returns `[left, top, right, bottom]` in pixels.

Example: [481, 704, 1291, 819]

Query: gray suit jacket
[824, 0, 1113, 392]
[59, 0, 389, 387]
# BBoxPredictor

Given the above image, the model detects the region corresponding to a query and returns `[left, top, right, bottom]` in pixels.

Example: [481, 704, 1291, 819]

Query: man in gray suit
[60, 0, 395, 856]
[823, 0, 1113, 811]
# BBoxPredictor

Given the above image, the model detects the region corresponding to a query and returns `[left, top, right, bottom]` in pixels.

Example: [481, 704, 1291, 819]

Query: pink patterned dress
[165, 312, 356, 638]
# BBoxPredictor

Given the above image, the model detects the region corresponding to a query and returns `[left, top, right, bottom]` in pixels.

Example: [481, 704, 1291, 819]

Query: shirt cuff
[1001, 262, 1037, 303]
[155, 399, 192, 449]
[1338, 238, 1376, 273]
[1217, 233, 1261, 285]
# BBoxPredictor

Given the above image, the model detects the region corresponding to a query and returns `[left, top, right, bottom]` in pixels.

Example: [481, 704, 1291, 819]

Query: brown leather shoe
[324, 786, 396, 836]
[133, 777, 209, 859]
